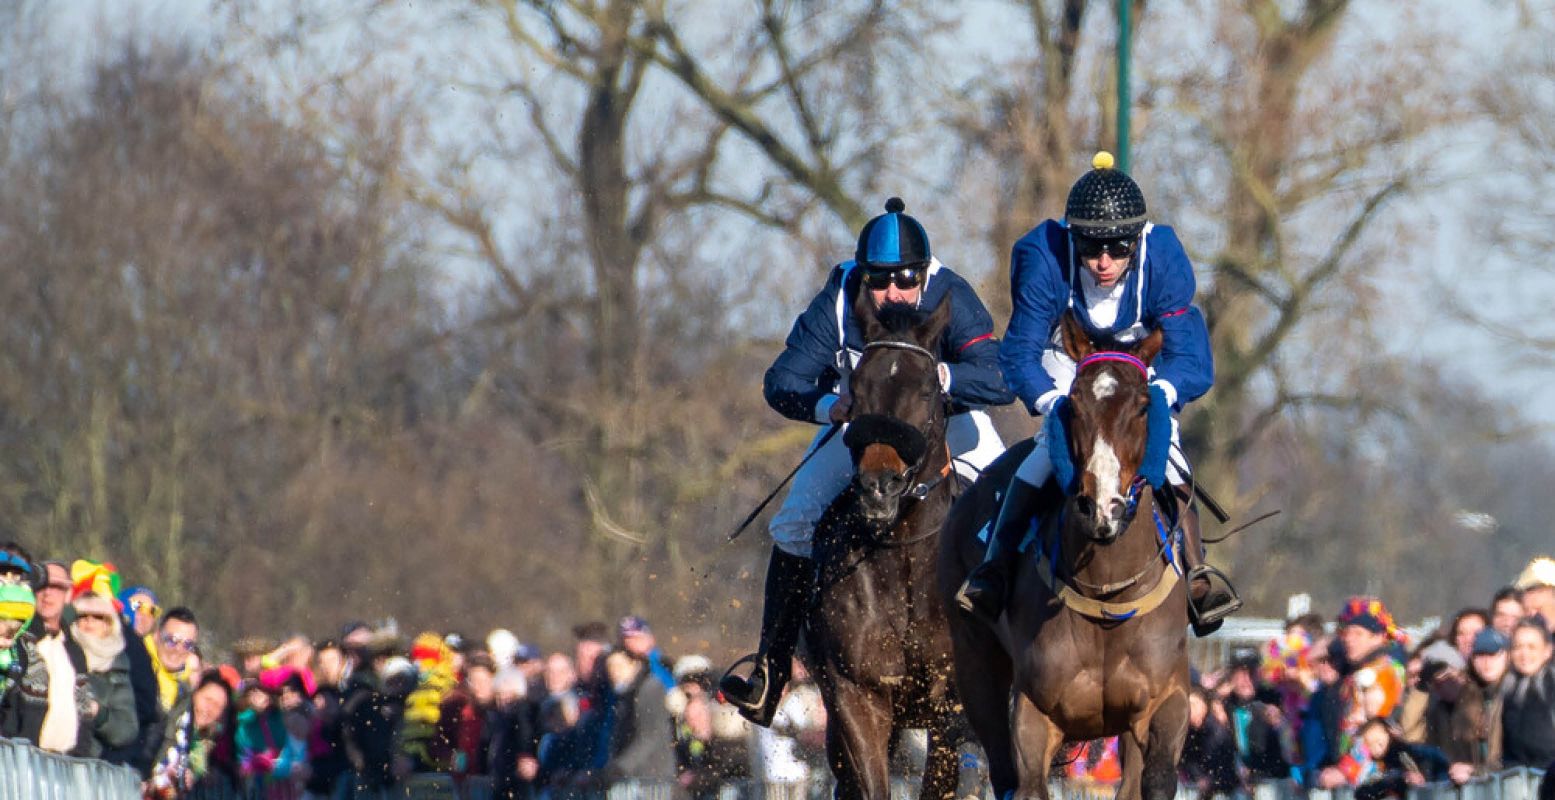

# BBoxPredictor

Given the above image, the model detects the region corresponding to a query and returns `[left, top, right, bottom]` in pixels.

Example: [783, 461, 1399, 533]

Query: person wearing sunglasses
[956, 151, 1238, 636]
[68, 566, 139, 760]
[148, 606, 200, 713]
[721, 196, 1015, 726]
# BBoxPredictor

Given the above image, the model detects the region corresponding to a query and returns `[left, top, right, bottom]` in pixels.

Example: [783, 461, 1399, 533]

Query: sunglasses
[41, 581, 72, 593]
[160, 633, 198, 652]
[76, 612, 114, 624]
[1074, 236, 1137, 260]
[130, 598, 162, 617]
[862, 267, 923, 291]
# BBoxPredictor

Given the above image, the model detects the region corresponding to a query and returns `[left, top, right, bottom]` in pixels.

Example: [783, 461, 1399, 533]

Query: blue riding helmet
[855, 197, 931, 269]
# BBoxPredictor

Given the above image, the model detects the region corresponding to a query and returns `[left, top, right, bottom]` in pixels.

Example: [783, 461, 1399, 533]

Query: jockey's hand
[829, 392, 853, 424]
[1449, 763, 1475, 785]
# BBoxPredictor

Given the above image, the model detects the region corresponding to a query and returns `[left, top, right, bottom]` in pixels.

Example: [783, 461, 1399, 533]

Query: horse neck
[1061, 491, 1164, 593]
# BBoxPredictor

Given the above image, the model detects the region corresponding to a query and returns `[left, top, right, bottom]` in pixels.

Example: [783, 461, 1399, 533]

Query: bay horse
[938, 312, 1191, 800]
[806, 293, 967, 800]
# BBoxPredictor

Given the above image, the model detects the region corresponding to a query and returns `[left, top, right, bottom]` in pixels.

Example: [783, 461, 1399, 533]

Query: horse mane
[870, 302, 930, 338]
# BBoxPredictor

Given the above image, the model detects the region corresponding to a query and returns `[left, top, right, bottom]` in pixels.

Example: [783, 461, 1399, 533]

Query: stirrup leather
[1186, 564, 1242, 625]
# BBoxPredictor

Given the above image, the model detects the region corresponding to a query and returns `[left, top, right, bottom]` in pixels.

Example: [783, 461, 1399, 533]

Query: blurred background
[1, 0, 1551, 654]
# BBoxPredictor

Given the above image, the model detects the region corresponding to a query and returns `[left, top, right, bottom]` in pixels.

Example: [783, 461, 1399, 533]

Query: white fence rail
[0, 737, 141, 800]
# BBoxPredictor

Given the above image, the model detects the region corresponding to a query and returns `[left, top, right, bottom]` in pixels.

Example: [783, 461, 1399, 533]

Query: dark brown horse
[938, 313, 1191, 800]
[806, 294, 967, 800]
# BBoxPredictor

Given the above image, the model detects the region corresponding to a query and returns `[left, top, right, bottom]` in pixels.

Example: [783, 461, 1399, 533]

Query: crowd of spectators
[1172, 558, 1555, 800]
[3, 535, 1552, 800]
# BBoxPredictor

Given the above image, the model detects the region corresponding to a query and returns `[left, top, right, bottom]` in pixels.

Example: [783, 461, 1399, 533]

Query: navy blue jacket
[1001, 221, 1214, 414]
[765, 260, 1013, 422]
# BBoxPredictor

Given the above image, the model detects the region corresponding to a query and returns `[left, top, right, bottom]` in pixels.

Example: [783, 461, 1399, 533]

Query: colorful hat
[1337, 596, 1400, 640]
[0, 583, 36, 631]
[71, 560, 123, 609]
[1261, 628, 1315, 685]
[618, 615, 652, 638]
[119, 586, 159, 631]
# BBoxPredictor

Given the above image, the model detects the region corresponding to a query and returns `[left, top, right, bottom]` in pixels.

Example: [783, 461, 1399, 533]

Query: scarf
[146, 632, 186, 711]
[74, 623, 126, 673]
[35, 631, 80, 752]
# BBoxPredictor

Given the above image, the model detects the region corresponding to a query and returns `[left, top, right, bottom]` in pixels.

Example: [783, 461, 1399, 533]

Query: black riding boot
[1176, 486, 1242, 637]
[719, 547, 814, 727]
[954, 477, 1057, 624]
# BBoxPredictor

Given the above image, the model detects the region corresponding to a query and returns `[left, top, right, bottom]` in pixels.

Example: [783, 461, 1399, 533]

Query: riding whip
[725, 423, 842, 543]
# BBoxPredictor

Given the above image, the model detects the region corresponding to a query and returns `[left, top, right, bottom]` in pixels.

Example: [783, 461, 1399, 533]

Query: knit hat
[70, 591, 117, 621]
[0, 583, 35, 630]
[119, 586, 159, 631]
[1337, 596, 1400, 639]
[1420, 640, 1466, 673]
[1514, 556, 1555, 590]
[70, 560, 123, 609]
[1471, 628, 1509, 656]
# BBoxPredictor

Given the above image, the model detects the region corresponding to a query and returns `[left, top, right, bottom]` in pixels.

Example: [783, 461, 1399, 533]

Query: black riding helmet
[1065, 151, 1147, 240]
[855, 197, 931, 269]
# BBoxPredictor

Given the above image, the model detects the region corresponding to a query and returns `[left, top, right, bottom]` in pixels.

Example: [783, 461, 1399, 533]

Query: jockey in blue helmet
[719, 197, 1015, 726]
[954, 152, 1240, 637]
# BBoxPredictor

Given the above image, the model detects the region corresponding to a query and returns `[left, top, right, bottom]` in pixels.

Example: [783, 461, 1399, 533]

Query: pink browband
[1076, 352, 1149, 381]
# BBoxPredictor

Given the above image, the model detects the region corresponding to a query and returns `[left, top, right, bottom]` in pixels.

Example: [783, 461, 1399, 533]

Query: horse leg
[1141, 692, 1189, 800]
[947, 623, 1016, 798]
[1117, 726, 1145, 800]
[1010, 690, 1063, 800]
[824, 682, 894, 800]
[920, 719, 962, 800]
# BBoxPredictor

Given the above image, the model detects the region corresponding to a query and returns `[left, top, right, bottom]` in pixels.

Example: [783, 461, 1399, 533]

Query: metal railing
[1, 744, 1540, 800]
[0, 737, 141, 800]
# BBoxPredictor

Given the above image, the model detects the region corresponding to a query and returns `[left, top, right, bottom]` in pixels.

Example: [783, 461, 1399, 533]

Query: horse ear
[1060, 311, 1093, 362]
[915, 296, 952, 349]
[1133, 327, 1164, 366]
[853, 285, 887, 343]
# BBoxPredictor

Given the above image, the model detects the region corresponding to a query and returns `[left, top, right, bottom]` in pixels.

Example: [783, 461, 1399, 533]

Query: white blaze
[1087, 433, 1123, 521]
[1092, 372, 1118, 400]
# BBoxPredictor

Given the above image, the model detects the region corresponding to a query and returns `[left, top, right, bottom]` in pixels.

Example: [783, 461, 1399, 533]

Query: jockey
[953, 152, 1240, 637]
[720, 197, 1014, 726]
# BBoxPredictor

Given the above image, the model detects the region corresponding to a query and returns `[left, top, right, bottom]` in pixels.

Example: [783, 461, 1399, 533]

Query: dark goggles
[1074, 235, 1137, 260]
[862, 266, 924, 291]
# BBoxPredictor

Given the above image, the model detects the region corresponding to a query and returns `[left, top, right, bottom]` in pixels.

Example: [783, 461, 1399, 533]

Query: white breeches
[770, 410, 1004, 558]
[1012, 414, 1189, 488]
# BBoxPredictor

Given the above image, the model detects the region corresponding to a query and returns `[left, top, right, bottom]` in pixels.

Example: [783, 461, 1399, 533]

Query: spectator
[432, 651, 500, 782]
[1417, 640, 1479, 768]
[119, 586, 161, 638]
[142, 607, 202, 795]
[1180, 686, 1242, 800]
[149, 606, 201, 713]
[1468, 628, 1510, 773]
[1305, 637, 1349, 789]
[67, 569, 139, 761]
[1222, 649, 1291, 780]
[1491, 588, 1526, 638]
[1350, 717, 1449, 800]
[0, 561, 49, 744]
[535, 684, 592, 797]
[1449, 609, 1490, 661]
[757, 658, 824, 799]
[1514, 557, 1555, 633]
[303, 638, 352, 800]
[232, 636, 275, 680]
[344, 652, 415, 798]
[1398, 636, 1440, 742]
[617, 615, 674, 689]
[598, 649, 676, 787]
[1500, 618, 1555, 768]
[236, 666, 311, 796]
[32, 559, 93, 755]
[188, 669, 240, 795]
[489, 662, 539, 800]
[1337, 597, 1407, 730]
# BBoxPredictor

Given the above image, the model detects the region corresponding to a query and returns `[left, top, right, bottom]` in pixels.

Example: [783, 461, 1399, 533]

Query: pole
[1117, 0, 1132, 173]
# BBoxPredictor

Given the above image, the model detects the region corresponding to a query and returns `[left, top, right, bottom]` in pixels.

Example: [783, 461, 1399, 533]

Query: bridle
[842, 339, 953, 544]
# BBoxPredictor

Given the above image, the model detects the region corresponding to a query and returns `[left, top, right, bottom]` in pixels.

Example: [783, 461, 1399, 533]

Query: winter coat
[79, 650, 140, 759]
[1500, 662, 1555, 768]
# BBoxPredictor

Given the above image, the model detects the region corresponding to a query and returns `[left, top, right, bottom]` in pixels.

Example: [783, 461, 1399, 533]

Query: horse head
[840, 292, 951, 526]
[1058, 312, 1163, 544]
